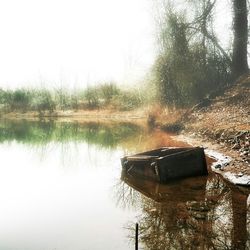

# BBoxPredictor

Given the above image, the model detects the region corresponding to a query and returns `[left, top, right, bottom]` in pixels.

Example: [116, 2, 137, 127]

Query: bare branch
[187, 25, 232, 64]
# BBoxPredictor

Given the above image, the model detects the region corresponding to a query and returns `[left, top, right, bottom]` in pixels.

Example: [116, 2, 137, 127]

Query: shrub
[83, 86, 100, 109]
[30, 90, 56, 115]
[55, 89, 71, 111]
[153, 11, 230, 108]
[99, 82, 120, 105]
[10, 89, 31, 112]
[111, 90, 142, 110]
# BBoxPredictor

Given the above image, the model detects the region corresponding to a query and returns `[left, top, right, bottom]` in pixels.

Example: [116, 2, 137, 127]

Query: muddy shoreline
[174, 131, 250, 186]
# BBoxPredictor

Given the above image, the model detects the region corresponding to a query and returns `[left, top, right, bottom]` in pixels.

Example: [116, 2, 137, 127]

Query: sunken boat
[121, 147, 208, 183]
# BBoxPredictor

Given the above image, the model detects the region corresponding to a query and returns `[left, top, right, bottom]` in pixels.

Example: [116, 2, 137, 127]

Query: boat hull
[121, 147, 208, 183]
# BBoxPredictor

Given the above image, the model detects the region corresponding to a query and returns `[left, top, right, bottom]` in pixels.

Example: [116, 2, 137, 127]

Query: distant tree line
[0, 82, 144, 115]
[153, 0, 249, 108]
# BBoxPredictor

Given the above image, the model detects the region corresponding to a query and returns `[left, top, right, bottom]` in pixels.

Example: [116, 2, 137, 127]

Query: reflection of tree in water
[231, 189, 249, 250]
[0, 119, 143, 148]
[113, 180, 142, 210]
[116, 173, 249, 249]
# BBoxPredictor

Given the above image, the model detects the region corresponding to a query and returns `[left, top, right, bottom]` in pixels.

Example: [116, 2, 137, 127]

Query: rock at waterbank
[223, 172, 250, 186]
[196, 128, 249, 164]
[205, 149, 250, 186]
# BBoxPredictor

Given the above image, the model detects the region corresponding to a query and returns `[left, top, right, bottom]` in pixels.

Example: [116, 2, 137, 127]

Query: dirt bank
[170, 76, 250, 186]
[0, 108, 148, 123]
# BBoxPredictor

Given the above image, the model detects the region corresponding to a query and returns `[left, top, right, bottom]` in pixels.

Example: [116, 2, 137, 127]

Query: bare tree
[232, 0, 249, 79]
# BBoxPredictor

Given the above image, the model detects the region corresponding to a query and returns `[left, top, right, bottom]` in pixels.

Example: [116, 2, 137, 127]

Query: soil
[171, 75, 250, 186]
[0, 108, 148, 121]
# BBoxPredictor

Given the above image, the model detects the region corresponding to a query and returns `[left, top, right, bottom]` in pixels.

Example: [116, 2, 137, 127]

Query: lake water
[0, 119, 249, 250]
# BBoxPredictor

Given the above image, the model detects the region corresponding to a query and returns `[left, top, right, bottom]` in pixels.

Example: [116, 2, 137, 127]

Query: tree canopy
[153, 0, 249, 108]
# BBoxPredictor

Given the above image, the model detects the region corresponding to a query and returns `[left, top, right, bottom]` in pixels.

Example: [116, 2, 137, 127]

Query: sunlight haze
[0, 0, 155, 89]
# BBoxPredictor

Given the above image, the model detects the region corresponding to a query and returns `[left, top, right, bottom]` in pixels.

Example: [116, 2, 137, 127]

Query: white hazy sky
[0, 0, 232, 90]
[0, 0, 155, 89]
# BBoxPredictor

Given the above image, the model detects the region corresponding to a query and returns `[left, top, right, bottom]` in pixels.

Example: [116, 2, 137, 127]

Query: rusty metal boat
[121, 147, 208, 183]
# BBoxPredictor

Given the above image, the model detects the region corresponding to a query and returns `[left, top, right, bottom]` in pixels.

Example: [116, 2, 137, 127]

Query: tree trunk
[232, 0, 249, 79]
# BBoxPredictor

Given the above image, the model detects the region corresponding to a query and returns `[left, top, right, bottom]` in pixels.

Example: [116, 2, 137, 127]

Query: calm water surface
[0, 119, 249, 250]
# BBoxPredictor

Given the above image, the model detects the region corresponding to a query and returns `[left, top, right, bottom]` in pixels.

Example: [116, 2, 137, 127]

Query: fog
[0, 0, 155, 89]
[0, 0, 232, 90]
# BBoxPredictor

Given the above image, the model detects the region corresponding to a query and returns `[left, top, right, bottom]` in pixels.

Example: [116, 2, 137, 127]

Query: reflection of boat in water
[121, 170, 250, 250]
[121, 147, 208, 183]
[121, 170, 207, 203]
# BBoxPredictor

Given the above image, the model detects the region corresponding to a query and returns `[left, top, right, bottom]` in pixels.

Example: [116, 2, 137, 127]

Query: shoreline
[174, 133, 250, 186]
[0, 108, 147, 118]
[1, 105, 249, 187]
[0, 109, 148, 125]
